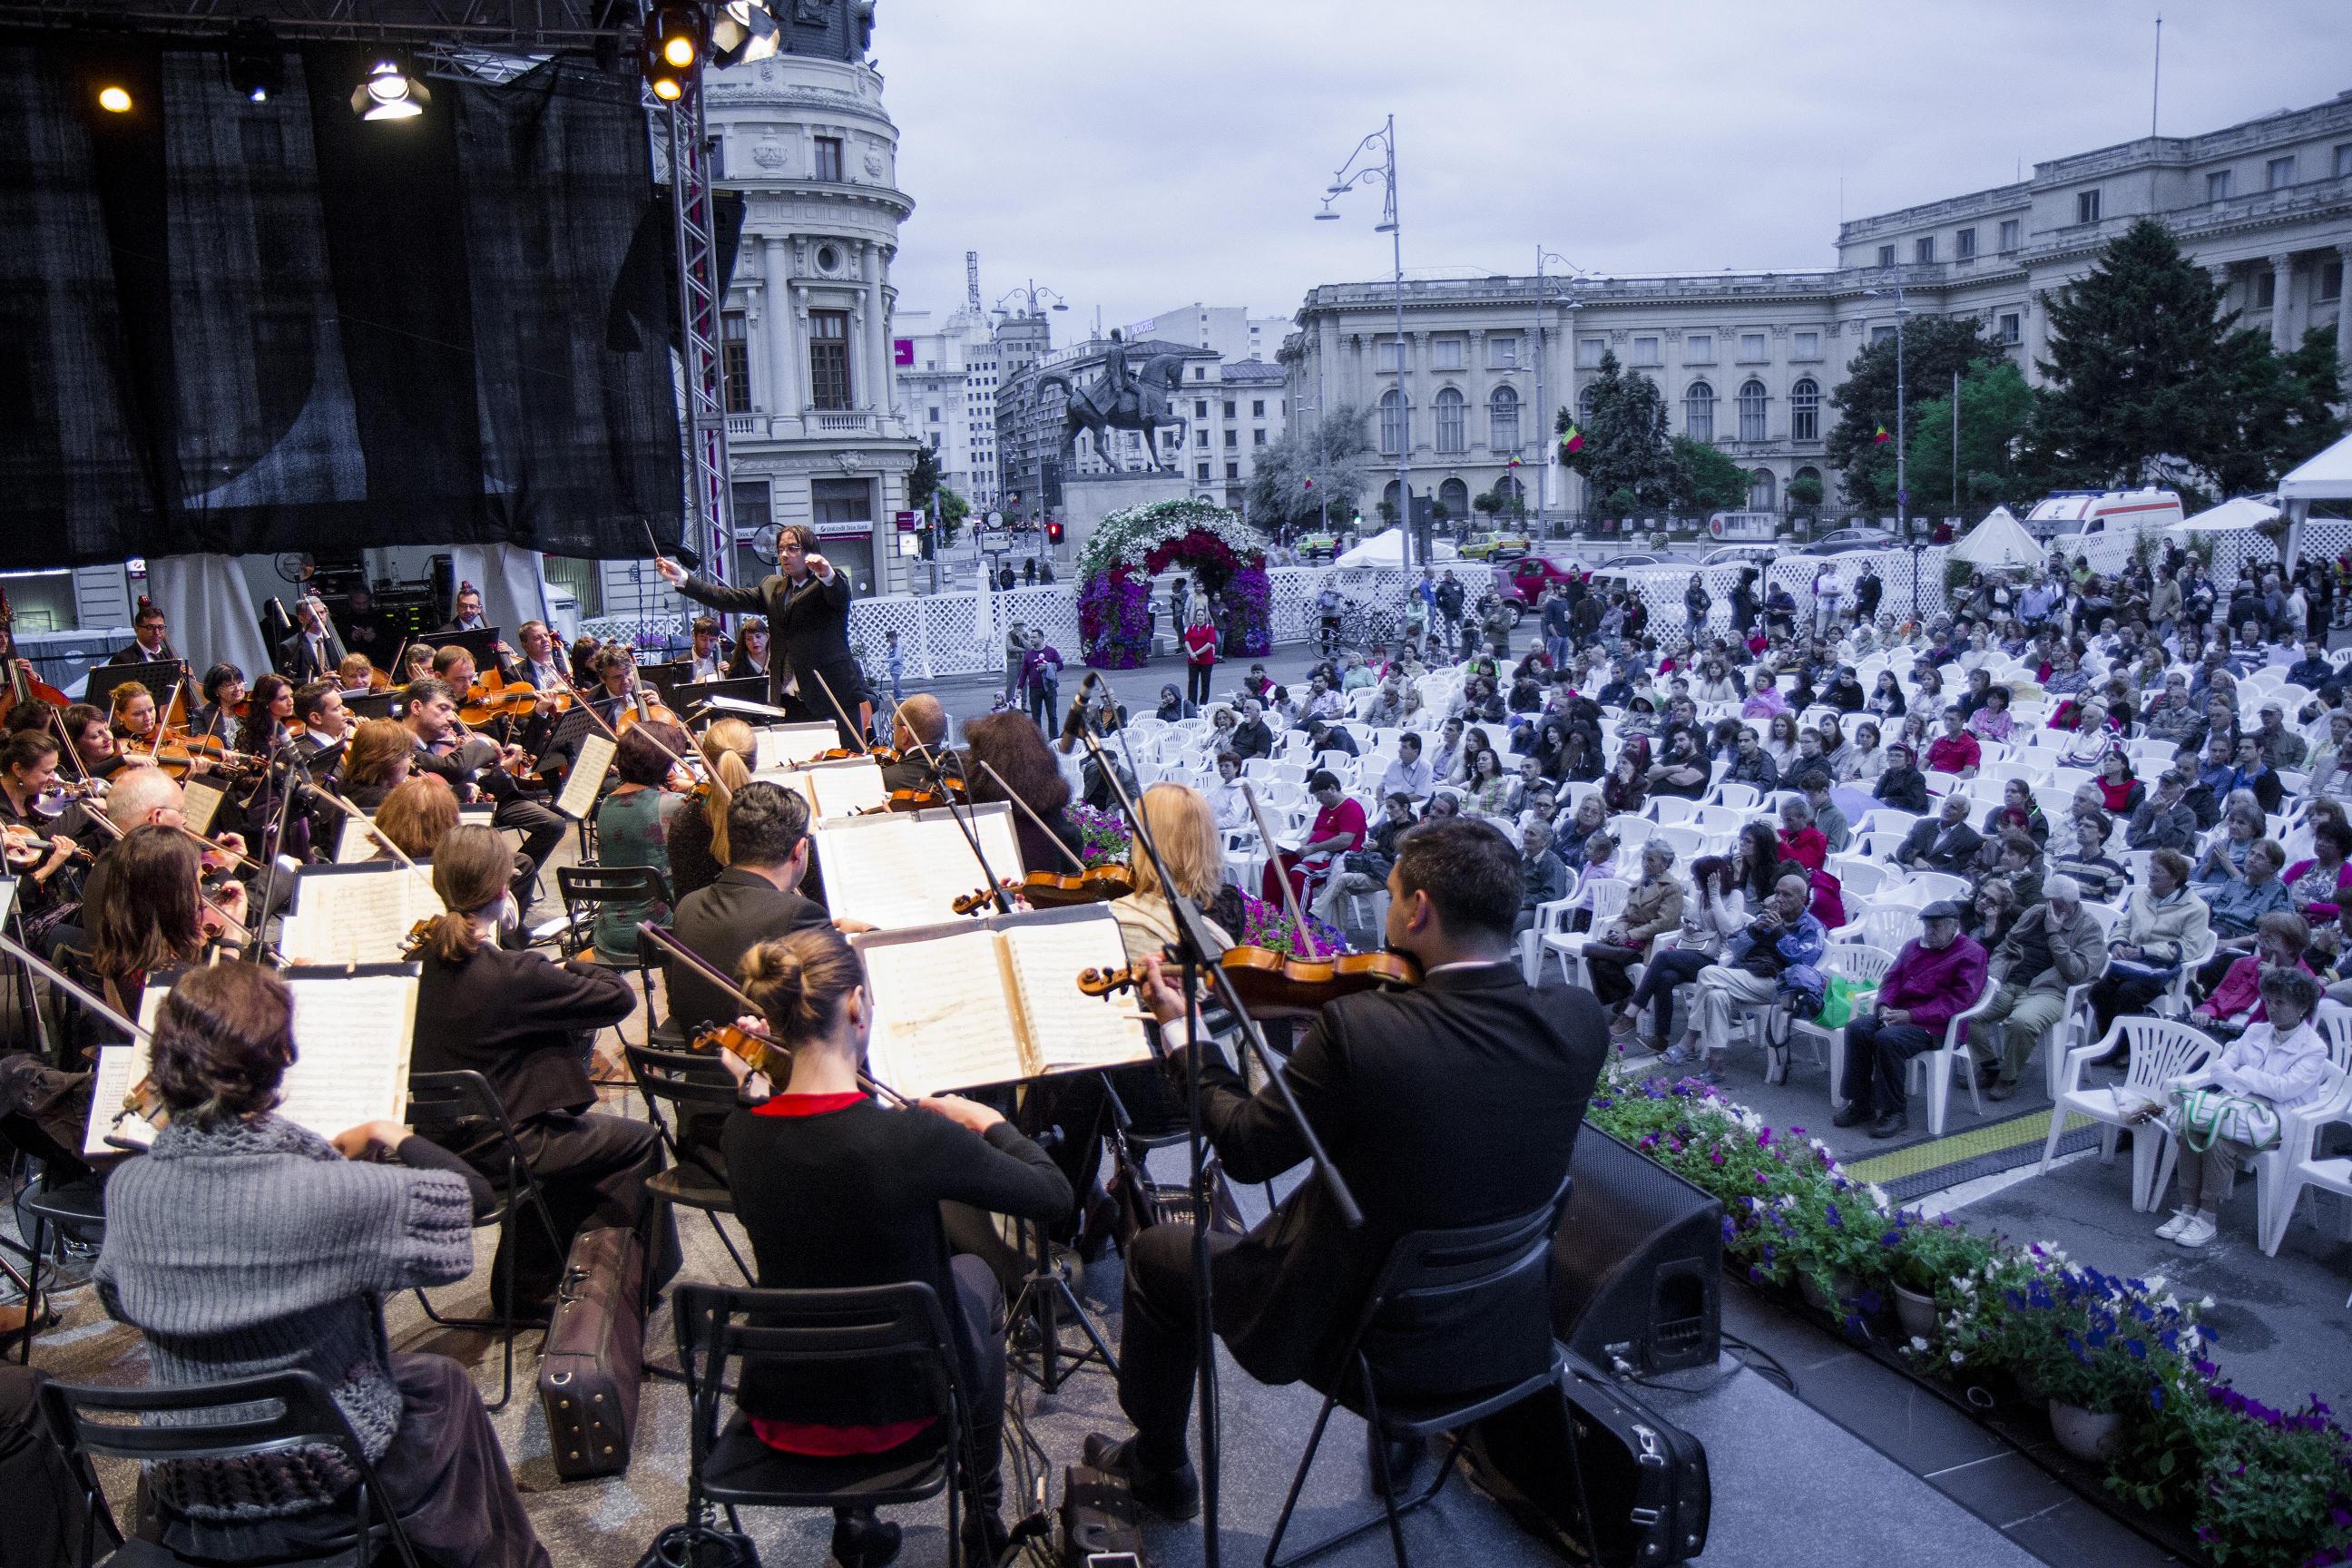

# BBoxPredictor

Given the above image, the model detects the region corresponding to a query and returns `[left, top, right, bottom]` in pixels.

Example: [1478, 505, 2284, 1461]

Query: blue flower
[1879, 1230, 1904, 1249]
[2150, 1384, 2165, 1411]
[1825, 1203, 1844, 1228]
[2125, 1338, 2147, 1361]
[1855, 1289, 1884, 1316]
[1720, 1217, 1738, 1245]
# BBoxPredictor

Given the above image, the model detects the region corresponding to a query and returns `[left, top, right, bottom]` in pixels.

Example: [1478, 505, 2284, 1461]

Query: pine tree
[1563, 350, 1674, 513]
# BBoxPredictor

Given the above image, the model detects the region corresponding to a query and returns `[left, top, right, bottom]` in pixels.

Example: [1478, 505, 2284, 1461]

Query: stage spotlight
[351, 56, 429, 121]
[643, 2, 702, 95]
[225, 21, 283, 103]
[96, 84, 132, 113]
[710, 0, 780, 67]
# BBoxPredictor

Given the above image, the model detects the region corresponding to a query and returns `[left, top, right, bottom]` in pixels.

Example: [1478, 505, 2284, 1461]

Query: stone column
[2337, 245, 2351, 379]
[1465, 328, 1488, 461]
[743, 285, 769, 416]
[762, 237, 799, 423]
[859, 242, 885, 414]
[2270, 253, 2295, 351]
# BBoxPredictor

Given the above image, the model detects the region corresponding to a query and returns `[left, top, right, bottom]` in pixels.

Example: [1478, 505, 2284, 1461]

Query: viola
[1013, 865, 1135, 908]
[458, 675, 539, 727]
[1078, 946, 1421, 1017]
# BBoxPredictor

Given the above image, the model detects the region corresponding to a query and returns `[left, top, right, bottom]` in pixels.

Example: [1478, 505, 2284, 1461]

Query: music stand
[672, 676, 769, 717]
[91, 659, 182, 714]
[422, 627, 502, 673]
[636, 661, 694, 706]
[343, 691, 399, 721]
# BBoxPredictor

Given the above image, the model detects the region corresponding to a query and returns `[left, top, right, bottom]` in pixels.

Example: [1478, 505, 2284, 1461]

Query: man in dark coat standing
[1083, 818, 1609, 1516]
[656, 524, 869, 744]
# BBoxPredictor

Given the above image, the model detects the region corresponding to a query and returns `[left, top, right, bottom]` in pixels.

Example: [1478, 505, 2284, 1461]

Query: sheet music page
[858, 926, 1024, 1099]
[968, 808, 1024, 891]
[181, 779, 226, 837]
[755, 724, 843, 769]
[814, 818, 963, 931]
[333, 815, 383, 863]
[556, 733, 618, 819]
[800, 760, 887, 818]
[277, 969, 419, 1135]
[281, 865, 442, 965]
[1001, 912, 1152, 1074]
[83, 1044, 154, 1155]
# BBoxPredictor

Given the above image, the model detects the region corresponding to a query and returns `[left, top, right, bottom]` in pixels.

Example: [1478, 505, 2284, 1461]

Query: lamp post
[1317, 113, 1408, 568]
[1533, 249, 1581, 536]
[1865, 268, 1916, 617]
[996, 282, 1068, 535]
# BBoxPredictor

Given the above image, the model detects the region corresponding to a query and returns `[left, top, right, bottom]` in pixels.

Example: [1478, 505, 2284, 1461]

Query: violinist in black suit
[276, 595, 347, 684]
[1083, 818, 1609, 1516]
[104, 599, 181, 668]
[655, 525, 867, 745]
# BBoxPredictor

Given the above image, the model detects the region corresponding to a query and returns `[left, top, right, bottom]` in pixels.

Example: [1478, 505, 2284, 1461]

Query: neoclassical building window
[1378, 387, 1409, 456]
[1438, 476, 1470, 516]
[1488, 385, 1520, 455]
[1683, 379, 1714, 443]
[1790, 377, 1821, 442]
[1737, 379, 1768, 443]
[1434, 387, 1465, 454]
[1748, 469, 1776, 510]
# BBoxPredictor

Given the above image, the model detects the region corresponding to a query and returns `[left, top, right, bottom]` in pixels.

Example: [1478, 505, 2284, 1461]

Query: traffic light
[1044, 521, 1063, 544]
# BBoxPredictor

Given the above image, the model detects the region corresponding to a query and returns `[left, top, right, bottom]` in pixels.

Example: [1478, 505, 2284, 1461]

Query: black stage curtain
[0, 40, 686, 567]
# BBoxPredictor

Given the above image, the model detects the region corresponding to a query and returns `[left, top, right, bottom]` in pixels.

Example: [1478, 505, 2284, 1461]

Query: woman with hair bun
[720, 926, 1072, 1568]
[95, 962, 547, 1568]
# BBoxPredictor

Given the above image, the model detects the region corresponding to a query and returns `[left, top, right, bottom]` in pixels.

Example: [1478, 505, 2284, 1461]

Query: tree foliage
[1905, 359, 2038, 512]
[1561, 349, 1674, 514]
[904, 445, 967, 544]
[1247, 402, 1375, 537]
[1827, 316, 2005, 512]
[1669, 435, 1749, 514]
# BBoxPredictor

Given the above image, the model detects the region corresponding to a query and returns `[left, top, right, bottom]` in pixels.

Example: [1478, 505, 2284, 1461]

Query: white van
[1704, 511, 1779, 543]
[2024, 488, 2184, 542]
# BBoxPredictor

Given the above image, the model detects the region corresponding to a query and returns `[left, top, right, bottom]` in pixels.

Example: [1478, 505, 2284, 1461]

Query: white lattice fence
[1607, 546, 1952, 645]
[2299, 521, 2352, 566]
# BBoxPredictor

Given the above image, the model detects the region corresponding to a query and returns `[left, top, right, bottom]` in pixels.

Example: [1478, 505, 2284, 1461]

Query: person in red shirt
[1775, 797, 1828, 871]
[1924, 704, 1982, 779]
[1182, 610, 1218, 709]
[1261, 769, 1367, 907]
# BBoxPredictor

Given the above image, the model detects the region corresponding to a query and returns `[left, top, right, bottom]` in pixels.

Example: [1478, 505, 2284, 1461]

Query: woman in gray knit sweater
[96, 963, 549, 1568]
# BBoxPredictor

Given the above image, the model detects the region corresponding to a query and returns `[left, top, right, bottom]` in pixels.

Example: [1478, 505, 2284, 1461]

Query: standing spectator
[1436, 569, 1466, 643]
[1811, 564, 1844, 638]
[1182, 604, 1218, 709]
[1003, 618, 1027, 707]
[883, 628, 905, 701]
[1020, 628, 1063, 731]
[1683, 574, 1712, 643]
[1542, 585, 1573, 670]
[1316, 581, 1344, 656]
[1833, 901, 1990, 1137]
[1853, 564, 1883, 624]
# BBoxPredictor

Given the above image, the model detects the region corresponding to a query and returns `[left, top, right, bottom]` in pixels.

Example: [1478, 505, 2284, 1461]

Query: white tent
[1331, 526, 1461, 568]
[1947, 506, 2043, 568]
[2278, 433, 2352, 568]
[2177, 495, 2279, 531]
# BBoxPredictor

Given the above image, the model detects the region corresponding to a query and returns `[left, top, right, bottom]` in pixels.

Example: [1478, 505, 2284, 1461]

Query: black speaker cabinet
[1553, 1129, 1724, 1376]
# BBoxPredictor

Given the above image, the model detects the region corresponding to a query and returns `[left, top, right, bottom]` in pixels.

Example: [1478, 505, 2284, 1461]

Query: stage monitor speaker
[1553, 1129, 1723, 1377]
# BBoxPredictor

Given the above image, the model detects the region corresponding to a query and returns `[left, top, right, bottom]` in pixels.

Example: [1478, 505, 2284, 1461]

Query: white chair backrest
[1586, 877, 1633, 925]
[2317, 1004, 2352, 1072]
[1652, 822, 1707, 860]
[1561, 780, 1603, 813]
[1857, 807, 1923, 836]
[1891, 870, 1972, 906]
[1828, 856, 1892, 897]
[1844, 906, 1920, 953]
[1853, 828, 1911, 861]
[2077, 901, 2122, 944]
[1694, 804, 1749, 836]
[2112, 1018, 2219, 1093]
[1646, 794, 1700, 826]
[1606, 813, 1658, 849]
[1821, 943, 1900, 985]
[1715, 781, 1760, 810]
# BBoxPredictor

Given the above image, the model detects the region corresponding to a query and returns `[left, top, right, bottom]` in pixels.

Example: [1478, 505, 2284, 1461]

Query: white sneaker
[2173, 1215, 2220, 1249]
[2155, 1210, 2193, 1241]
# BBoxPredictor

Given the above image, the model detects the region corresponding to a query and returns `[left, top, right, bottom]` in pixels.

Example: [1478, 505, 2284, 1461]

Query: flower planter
[2047, 1400, 2124, 1463]
[1798, 1271, 1860, 1316]
[1894, 1284, 1938, 1343]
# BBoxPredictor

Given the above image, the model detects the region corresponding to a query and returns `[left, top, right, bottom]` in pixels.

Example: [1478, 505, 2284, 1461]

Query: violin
[813, 744, 899, 766]
[458, 674, 539, 728]
[398, 918, 436, 959]
[690, 1021, 788, 1078]
[860, 781, 968, 816]
[1078, 946, 1422, 1017]
[1008, 865, 1135, 909]
[951, 878, 1021, 916]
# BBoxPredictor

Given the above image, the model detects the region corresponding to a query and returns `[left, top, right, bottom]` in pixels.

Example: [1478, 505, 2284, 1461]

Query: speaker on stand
[1552, 1129, 1725, 1377]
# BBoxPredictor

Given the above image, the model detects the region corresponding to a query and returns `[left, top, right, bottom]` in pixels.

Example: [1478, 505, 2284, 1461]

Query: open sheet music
[765, 758, 888, 818]
[278, 860, 442, 965]
[754, 722, 845, 770]
[554, 732, 618, 819]
[181, 779, 226, 837]
[87, 965, 420, 1153]
[850, 905, 1151, 1099]
[811, 802, 1024, 931]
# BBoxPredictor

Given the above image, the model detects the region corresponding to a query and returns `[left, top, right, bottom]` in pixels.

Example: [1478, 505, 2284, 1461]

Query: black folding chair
[625, 1044, 755, 1287]
[673, 1281, 978, 1567]
[2, 1112, 105, 1367]
[1265, 1180, 1580, 1568]
[402, 1070, 565, 1409]
[555, 865, 671, 965]
[39, 1368, 423, 1568]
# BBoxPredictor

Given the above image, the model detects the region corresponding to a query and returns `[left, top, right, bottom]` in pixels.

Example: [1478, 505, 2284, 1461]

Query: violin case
[538, 1225, 648, 1480]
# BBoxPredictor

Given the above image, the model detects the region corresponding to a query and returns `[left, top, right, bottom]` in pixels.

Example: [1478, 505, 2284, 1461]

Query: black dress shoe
[1986, 1079, 2017, 1102]
[830, 1510, 903, 1568]
[1369, 1432, 1425, 1497]
[1832, 1103, 1872, 1129]
[1974, 1062, 2000, 1088]
[1083, 1433, 1202, 1521]
[1869, 1112, 1909, 1139]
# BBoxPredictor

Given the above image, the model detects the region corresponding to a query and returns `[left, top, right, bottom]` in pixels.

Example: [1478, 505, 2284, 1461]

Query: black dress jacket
[675, 569, 866, 720]
[664, 866, 831, 1035]
[411, 942, 636, 1124]
[1181, 961, 1608, 1393]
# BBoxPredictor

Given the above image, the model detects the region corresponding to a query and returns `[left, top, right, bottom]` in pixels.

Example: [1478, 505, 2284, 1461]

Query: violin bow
[805, 666, 871, 754]
[1241, 780, 1325, 957]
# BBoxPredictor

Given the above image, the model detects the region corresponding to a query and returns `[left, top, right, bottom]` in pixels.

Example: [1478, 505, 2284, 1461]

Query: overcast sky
[873, 0, 2350, 339]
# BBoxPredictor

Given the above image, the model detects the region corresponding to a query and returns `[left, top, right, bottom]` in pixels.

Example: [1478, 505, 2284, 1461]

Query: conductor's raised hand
[652, 554, 687, 587]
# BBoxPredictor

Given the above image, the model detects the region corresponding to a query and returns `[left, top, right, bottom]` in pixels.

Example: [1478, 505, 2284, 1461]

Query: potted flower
[1886, 1210, 1999, 1345]
[1072, 804, 1132, 869]
[1780, 1184, 1894, 1334]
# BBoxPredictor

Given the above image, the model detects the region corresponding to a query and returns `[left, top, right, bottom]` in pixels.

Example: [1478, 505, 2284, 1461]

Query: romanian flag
[1872, 424, 1892, 446]
[1303, 476, 1315, 491]
[1507, 456, 1523, 468]
[1561, 423, 1584, 456]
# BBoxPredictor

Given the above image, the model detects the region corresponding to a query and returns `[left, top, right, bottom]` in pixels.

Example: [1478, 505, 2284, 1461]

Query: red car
[1494, 554, 1587, 623]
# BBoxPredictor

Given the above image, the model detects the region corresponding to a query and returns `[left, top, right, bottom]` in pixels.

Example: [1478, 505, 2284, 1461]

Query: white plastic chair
[1826, 856, 1892, 899]
[2257, 1052, 2352, 1257]
[1645, 795, 1700, 827]
[2040, 1017, 2220, 1211]
[1784, 944, 1898, 1103]
[1542, 879, 1632, 990]
[1651, 823, 1707, 861]
[1713, 781, 1761, 811]
[1885, 871, 1972, 906]
[1830, 906, 1920, 954]
[1605, 814, 1657, 852]
[1520, 896, 1578, 986]
[1905, 969, 2002, 1136]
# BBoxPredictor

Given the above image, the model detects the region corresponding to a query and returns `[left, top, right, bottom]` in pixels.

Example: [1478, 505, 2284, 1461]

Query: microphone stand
[906, 735, 1016, 916]
[245, 735, 311, 963]
[1076, 730, 1364, 1568]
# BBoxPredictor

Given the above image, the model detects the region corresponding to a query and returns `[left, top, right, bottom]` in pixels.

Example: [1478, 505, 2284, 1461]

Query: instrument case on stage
[538, 1225, 647, 1480]
[1463, 1350, 1710, 1567]
[1058, 1463, 1151, 1568]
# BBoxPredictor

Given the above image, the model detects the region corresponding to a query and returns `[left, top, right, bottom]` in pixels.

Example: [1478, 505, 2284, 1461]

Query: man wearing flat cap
[1833, 900, 1990, 1138]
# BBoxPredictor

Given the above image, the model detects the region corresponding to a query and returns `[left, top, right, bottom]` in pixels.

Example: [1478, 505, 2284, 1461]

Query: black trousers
[1839, 1015, 1936, 1117]
[0, 1364, 95, 1568]
[1582, 943, 1646, 1007]
[2086, 971, 2170, 1044]
[1118, 1222, 1244, 1471]
[1623, 947, 1712, 1039]
[1186, 663, 1213, 706]
[485, 1111, 680, 1304]
[837, 1253, 1010, 1529]
[490, 795, 565, 904]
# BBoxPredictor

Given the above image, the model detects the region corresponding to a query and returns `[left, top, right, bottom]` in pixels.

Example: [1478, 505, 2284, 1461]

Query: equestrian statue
[1035, 329, 1189, 473]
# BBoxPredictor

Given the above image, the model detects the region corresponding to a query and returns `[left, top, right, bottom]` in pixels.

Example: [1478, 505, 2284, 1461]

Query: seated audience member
[1971, 875, 2102, 1100]
[1834, 901, 1991, 1137]
[1897, 793, 1983, 875]
[1514, 819, 1569, 934]
[2133, 966, 2330, 1250]
[1084, 819, 1607, 1519]
[2225, 733, 2285, 815]
[1980, 777, 2050, 854]
[1963, 878, 2019, 954]
[1991, 829, 2046, 908]
[94, 963, 549, 1568]
[720, 926, 1072, 1566]
[1666, 867, 1824, 1074]
[1644, 729, 1712, 799]
[2085, 849, 2210, 1048]
[2053, 810, 2131, 905]
[2285, 820, 2352, 926]
[2126, 769, 2200, 853]
[2195, 797, 2269, 886]
[1797, 770, 1850, 854]
[1261, 770, 1366, 906]
[1583, 840, 1685, 1012]
[1923, 706, 1981, 778]
[1776, 797, 1828, 871]
[1376, 732, 1433, 802]
[409, 824, 675, 1308]
[2199, 837, 2291, 950]
[1874, 741, 1930, 814]
[2094, 750, 2146, 818]
[2193, 910, 2310, 1037]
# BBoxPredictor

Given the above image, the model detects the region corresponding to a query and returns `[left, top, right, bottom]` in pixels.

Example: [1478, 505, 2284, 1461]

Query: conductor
[654, 525, 869, 744]
[1084, 818, 1609, 1514]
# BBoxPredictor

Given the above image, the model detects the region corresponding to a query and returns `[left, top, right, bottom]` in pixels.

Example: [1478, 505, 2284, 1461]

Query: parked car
[1296, 533, 1341, 561]
[1460, 532, 1534, 561]
[1798, 528, 1896, 556]
[1494, 554, 1588, 624]
[1700, 543, 1779, 569]
[1598, 552, 1667, 570]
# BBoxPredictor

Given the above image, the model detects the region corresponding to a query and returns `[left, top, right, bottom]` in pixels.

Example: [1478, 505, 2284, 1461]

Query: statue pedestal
[1061, 470, 1193, 560]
